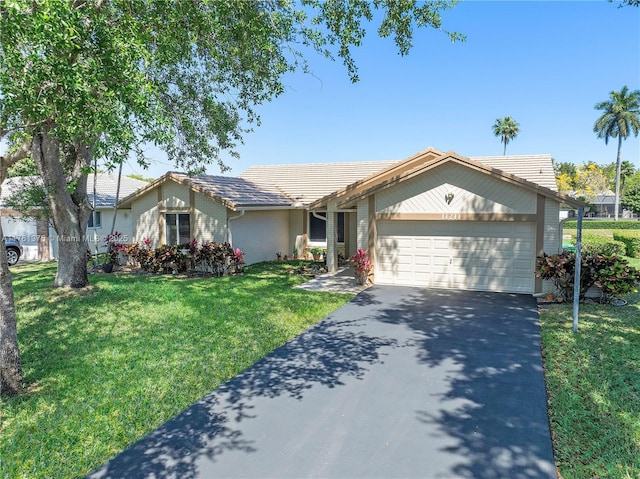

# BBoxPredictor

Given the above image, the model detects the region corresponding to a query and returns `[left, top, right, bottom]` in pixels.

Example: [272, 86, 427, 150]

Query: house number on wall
[442, 213, 461, 220]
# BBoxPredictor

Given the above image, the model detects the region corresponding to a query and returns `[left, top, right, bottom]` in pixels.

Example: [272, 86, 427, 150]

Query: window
[88, 211, 101, 228]
[308, 212, 344, 243]
[166, 213, 190, 245]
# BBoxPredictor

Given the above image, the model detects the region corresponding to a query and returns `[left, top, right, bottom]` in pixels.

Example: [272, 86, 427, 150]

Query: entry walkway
[295, 266, 370, 295]
[87, 287, 556, 479]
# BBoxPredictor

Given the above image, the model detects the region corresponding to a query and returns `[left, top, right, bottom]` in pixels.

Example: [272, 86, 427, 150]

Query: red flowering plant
[350, 249, 372, 285]
[104, 231, 125, 265]
[231, 247, 245, 274]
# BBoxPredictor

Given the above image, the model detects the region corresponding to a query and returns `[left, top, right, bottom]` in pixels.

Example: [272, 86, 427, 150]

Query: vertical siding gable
[162, 180, 190, 208]
[376, 163, 537, 215]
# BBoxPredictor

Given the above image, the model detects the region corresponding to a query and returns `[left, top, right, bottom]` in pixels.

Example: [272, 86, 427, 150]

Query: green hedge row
[613, 231, 640, 258]
[564, 220, 640, 230]
[571, 232, 626, 256]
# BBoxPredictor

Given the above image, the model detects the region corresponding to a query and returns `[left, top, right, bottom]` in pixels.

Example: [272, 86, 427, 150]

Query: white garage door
[376, 221, 535, 293]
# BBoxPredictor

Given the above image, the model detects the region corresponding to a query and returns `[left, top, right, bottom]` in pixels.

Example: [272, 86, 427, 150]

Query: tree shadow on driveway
[371, 286, 556, 479]
[86, 315, 397, 479]
[88, 286, 555, 479]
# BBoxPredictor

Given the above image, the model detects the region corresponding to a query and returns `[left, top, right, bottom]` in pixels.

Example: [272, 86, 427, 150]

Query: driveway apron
[87, 286, 556, 479]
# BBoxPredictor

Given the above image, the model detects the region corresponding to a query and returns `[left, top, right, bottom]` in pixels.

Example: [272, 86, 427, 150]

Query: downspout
[311, 211, 327, 223]
[227, 209, 245, 245]
[559, 217, 572, 253]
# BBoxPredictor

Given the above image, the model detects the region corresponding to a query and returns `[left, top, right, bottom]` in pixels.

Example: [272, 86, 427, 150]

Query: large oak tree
[0, 1, 461, 395]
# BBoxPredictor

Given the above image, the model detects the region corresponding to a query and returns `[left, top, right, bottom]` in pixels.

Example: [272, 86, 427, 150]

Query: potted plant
[310, 247, 323, 261]
[276, 252, 282, 262]
[103, 231, 124, 273]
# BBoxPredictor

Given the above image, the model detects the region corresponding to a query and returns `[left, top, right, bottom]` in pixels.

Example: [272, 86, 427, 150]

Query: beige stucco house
[119, 147, 583, 294]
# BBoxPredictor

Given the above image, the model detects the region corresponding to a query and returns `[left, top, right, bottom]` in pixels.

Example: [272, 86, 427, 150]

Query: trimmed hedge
[613, 231, 640, 258]
[571, 232, 626, 256]
[564, 220, 640, 230]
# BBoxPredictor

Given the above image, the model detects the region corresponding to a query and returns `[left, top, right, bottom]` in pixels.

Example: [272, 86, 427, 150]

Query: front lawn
[3, 260, 640, 478]
[0, 261, 353, 478]
[540, 293, 640, 478]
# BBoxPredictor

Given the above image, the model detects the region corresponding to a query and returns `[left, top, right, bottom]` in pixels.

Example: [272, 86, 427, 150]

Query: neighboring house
[120, 147, 583, 294]
[0, 174, 148, 260]
[560, 193, 635, 219]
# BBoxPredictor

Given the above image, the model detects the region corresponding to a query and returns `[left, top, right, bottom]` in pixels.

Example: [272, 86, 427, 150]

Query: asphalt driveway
[87, 286, 556, 479]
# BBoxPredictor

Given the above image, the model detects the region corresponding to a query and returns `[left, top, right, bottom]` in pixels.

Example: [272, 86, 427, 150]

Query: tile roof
[87, 174, 149, 207]
[471, 155, 558, 191]
[172, 173, 293, 208]
[239, 161, 399, 205]
[116, 149, 562, 211]
[1, 174, 148, 208]
[239, 153, 558, 206]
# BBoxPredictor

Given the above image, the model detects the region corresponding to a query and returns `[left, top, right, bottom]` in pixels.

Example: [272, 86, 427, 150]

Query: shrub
[350, 249, 372, 285]
[536, 252, 640, 301]
[122, 239, 244, 275]
[121, 239, 154, 271]
[154, 244, 189, 274]
[613, 231, 640, 258]
[104, 231, 126, 265]
[593, 257, 640, 297]
[572, 232, 626, 256]
[564, 220, 640, 230]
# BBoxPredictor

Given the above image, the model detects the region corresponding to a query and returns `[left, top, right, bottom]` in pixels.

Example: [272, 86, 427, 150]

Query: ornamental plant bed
[536, 252, 640, 303]
[120, 239, 244, 277]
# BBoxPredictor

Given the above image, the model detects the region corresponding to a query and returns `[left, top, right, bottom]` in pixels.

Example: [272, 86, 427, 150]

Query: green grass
[4, 258, 640, 478]
[0, 261, 353, 478]
[540, 294, 640, 479]
[552, 227, 640, 477]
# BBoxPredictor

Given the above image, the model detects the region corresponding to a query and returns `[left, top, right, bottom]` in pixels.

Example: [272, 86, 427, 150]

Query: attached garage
[376, 220, 535, 293]
[312, 148, 584, 295]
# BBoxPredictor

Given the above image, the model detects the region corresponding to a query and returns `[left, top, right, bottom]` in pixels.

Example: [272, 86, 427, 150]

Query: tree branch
[0, 138, 32, 178]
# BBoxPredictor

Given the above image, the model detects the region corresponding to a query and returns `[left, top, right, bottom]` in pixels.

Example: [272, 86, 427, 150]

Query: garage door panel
[414, 238, 432, 249]
[376, 220, 535, 293]
[414, 255, 431, 266]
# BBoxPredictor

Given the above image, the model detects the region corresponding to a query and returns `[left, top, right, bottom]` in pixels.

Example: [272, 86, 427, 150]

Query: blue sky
[127, 0, 640, 179]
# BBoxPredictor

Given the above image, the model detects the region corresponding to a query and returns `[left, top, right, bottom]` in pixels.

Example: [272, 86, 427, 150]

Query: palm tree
[594, 86, 640, 220]
[492, 116, 520, 155]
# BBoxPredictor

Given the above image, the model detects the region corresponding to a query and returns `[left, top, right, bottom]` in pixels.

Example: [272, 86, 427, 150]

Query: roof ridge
[241, 159, 397, 170]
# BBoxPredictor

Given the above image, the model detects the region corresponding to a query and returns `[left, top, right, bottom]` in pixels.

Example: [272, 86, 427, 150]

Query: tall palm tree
[492, 116, 520, 155]
[594, 86, 640, 220]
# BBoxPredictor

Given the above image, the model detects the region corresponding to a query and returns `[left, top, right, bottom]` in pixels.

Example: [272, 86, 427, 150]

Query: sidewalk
[295, 266, 370, 295]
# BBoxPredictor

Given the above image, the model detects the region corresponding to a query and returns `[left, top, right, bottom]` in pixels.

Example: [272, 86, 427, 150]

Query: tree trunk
[614, 135, 622, 221]
[109, 160, 123, 235]
[0, 178, 23, 396]
[32, 129, 92, 288]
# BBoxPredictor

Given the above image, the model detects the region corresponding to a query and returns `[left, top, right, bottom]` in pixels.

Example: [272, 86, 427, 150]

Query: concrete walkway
[87, 286, 556, 479]
[295, 266, 370, 295]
